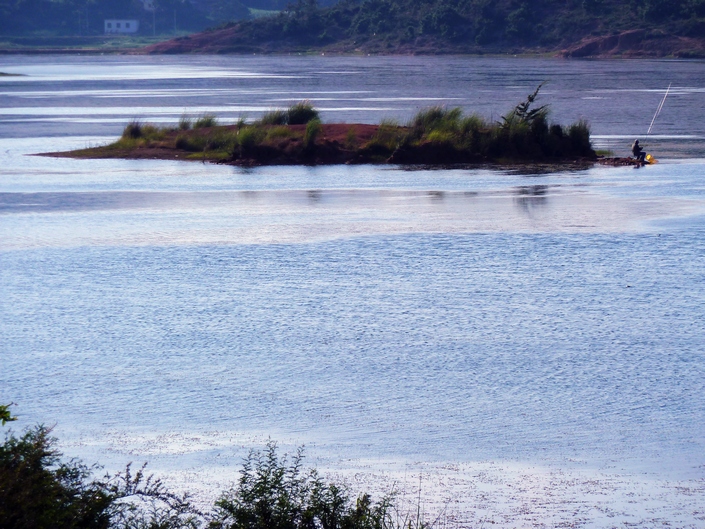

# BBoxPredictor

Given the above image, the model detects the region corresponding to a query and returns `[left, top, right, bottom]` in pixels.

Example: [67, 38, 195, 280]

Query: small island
[47, 87, 600, 167]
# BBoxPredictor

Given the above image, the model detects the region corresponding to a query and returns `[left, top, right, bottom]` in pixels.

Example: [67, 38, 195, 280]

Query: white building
[104, 20, 140, 34]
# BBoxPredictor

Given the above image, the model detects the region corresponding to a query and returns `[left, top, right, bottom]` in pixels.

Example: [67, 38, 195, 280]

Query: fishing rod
[646, 82, 671, 137]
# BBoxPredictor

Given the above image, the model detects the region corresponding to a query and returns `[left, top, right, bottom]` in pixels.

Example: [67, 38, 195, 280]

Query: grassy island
[49, 87, 596, 167]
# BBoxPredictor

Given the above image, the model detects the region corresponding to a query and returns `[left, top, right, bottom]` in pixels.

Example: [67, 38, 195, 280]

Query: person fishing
[632, 139, 646, 163]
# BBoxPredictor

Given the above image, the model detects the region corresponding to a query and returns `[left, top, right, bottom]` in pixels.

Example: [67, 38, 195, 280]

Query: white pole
[647, 83, 671, 136]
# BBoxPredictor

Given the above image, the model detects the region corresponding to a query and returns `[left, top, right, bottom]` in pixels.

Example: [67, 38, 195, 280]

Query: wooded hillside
[144, 0, 705, 56]
[2, 0, 704, 55]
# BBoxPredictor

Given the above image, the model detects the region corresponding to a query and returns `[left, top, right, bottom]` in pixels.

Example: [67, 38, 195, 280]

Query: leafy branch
[1, 403, 17, 426]
[501, 82, 549, 129]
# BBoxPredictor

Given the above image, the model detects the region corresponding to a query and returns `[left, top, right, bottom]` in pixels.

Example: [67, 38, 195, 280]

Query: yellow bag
[645, 153, 657, 164]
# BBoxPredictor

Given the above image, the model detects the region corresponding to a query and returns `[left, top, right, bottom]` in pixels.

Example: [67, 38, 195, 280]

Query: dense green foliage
[365, 85, 594, 161]
[0, 424, 202, 528]
[211, 0, 705, 51]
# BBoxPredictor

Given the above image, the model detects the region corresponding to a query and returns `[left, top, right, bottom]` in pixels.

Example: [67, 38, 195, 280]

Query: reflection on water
[514, 184, 550, 212]
[307, 189, 323, 203]
[2, 184, 703, 250]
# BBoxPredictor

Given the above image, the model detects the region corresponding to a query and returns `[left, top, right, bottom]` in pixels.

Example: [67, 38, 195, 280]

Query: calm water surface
[1, 56, 705, 527]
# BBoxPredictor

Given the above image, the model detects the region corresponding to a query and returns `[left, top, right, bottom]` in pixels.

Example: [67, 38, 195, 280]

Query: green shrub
[194, 114, 218, 128]
[287, 100, 319, 125]
[237, 126, 266, 156]
[210, 441, 398, 529]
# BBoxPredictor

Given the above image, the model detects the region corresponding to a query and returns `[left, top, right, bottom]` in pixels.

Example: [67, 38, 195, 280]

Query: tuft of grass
[345, 127, 358, 150]
[426, 130, 455, 144]
[266, 125, 296, 140]
[287, 100, 319, 125]
[303, 118, 322, 149]
[122, 120, 143, 139]
[236, 126, 266, 157]
[194, 114, 218, 128]
[460, 114, 487, 134]
[409, 106, 463, 137]
[175, 133, 207, 152]
[178, 115, 192, 131]
[117, 121, 166, 148]
[568, 119, 593, 156]
[260, 109, 288, 125]
[368, 118, 404, 151]
[206, 130, 239, 152]
[260, 101, 320, 126]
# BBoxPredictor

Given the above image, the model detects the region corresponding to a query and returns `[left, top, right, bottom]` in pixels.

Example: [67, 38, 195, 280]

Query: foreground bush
[0, 424, 201, 529]
[211, 441, 399, 529]
[1, 406, 424, 529]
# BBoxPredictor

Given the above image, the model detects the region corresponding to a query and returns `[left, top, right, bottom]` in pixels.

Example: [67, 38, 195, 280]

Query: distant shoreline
[3, 28, 705, 58]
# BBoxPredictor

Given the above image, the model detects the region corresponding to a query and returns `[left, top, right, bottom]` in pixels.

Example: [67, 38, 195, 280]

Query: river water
[1, 55, 705, 528]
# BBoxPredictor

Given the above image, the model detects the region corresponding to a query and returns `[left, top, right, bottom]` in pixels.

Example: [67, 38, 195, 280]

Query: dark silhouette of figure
[632, 139, 646, 162]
